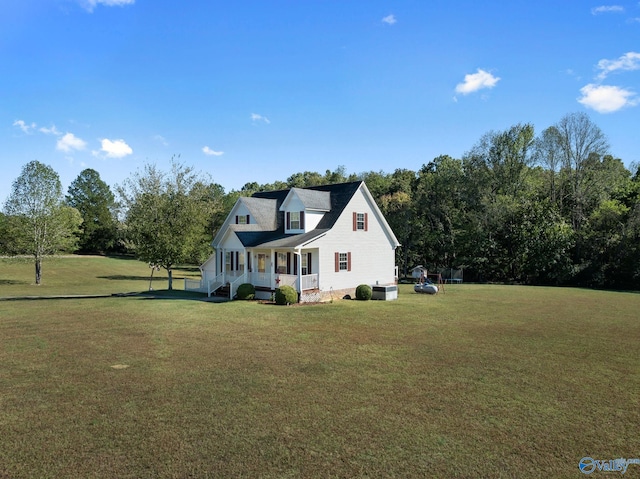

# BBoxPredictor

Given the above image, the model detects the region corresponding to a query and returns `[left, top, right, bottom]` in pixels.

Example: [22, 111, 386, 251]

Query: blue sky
[2, 0, 639, 205]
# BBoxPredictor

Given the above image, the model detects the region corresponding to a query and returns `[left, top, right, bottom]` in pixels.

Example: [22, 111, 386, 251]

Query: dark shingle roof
[239, 197, 278, 230]
[234, 181, 363, 248]
[289, 188, 331, 211]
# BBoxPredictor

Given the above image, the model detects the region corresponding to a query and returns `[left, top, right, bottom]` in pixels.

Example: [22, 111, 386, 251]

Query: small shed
[411, 265, 428, 279]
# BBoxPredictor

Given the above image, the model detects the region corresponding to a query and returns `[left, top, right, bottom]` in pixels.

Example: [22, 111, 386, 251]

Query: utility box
[371, 285, 398, 301]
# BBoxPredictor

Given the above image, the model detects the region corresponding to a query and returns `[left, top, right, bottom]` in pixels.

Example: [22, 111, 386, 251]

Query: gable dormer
[280, 187, 331, 233]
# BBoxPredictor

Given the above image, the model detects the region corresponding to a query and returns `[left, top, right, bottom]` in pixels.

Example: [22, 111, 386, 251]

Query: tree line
[2, 112, 639, 289]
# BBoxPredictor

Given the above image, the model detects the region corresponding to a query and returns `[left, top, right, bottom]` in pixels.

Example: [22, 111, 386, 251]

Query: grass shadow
[0, 279, 29, 286]
[97, 275, 156, 281]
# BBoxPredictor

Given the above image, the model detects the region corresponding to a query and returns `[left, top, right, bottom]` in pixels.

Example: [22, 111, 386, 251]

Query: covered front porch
[186, 246, 319, 299]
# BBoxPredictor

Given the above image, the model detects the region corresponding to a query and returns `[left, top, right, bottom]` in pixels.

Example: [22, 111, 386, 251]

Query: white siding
[220, 231, 244, 250]
[304, 211, 324, 231]
[314, 186, 397, 291]
[283, 196, 304, 233]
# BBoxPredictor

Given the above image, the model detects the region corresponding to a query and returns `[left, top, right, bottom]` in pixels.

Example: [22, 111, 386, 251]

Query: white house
[185, 181, 400, 302]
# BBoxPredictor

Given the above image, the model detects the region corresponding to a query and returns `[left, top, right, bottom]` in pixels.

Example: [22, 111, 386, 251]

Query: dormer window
[286, 211, 305, 231]
[290, 212, 300, 229]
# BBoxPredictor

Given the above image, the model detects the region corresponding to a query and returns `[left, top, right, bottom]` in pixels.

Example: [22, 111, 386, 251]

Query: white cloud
[153, 134, 169, 146]
[39, 125, 61, 135]
[81, 0, 134, 12]
[56, 133, 87, 152]
[202, 146, 224, 157]
[578, 84, 638, 113]
[382, 14, 397, 25]
[455, 69, 501, 95]
[13, 120, 37, 134]
[591, 5, 624, 14]
[596, 51, 640, 79]
[251, 113, 271, 124]
[100, 138, 132, 158]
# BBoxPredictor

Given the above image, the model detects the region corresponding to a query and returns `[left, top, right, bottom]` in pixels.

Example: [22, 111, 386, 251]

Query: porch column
[271, 249, 276, 289]
[221, 248, 226, 284]
[244, 248, 249, 283]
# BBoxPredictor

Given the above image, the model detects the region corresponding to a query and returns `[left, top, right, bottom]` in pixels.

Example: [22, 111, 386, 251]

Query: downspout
[295, 248, 302, 295]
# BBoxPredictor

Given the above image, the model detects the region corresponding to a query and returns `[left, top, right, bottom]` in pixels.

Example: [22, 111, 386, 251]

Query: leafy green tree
[460, 125, 537, 281]
[465, 123, 535, 199]
[534, 126, 564, 207]
[377, 169, 417, 277]
[413, 156, 465, 272]
[66, 168, 118, 253]
[4, 161, 82, 284]
[189, 181, 227, 264]
[287, 171, 327, 188]
[555, 112, 609, 231]
[118, 161, 220, 290]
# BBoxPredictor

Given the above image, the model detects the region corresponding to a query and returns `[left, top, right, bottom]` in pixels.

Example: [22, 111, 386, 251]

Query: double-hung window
[339, 253, 348, 270]
[290, 211, 300, 230]
[335, 252, 351, 272]
[353, 212, 368, 231]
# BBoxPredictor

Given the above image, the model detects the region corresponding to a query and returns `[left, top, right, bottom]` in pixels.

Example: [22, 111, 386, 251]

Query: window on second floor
[353, 212, 368, 231]
[287, 211, 305, 230]
[290, 211, 300, 230]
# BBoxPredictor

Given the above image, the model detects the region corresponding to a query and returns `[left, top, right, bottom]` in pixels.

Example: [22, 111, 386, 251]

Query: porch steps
[213, 284, 231, 298]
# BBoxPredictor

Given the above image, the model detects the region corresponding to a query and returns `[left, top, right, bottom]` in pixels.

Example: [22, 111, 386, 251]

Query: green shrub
[275, 285, 298, 305]
[355, 284, 372, 300]
[236, 283, 255, 300]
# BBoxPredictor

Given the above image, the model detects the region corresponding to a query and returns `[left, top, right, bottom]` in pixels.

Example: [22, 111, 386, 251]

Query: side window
[334, 252, 351, 272]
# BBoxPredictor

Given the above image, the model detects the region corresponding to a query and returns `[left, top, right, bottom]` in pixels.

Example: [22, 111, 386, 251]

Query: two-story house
[187, 181, 400, 302]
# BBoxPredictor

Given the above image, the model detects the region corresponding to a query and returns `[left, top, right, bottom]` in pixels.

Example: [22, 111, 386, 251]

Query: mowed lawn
[1, 257, 639, 478]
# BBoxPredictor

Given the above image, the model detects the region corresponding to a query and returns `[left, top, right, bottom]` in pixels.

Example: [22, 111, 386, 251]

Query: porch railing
[248, 272, 319, 291]
[205, 273, 225, 297]
[301, 274, 319, 290]
[186, 272, 319, 296]
[229, 273, 247, 299]
[277, 274, 298, 288]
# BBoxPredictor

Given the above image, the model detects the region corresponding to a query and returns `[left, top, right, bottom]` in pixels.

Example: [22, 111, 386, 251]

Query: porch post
[271, 249, 276, 290]
[221, 248, 226, 284]
[244, 248, 249, 283]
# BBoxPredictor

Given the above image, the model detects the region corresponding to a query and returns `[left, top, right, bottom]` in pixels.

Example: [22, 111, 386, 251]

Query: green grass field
[1, 256, 639, 478]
